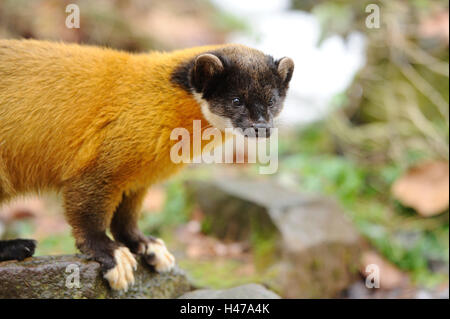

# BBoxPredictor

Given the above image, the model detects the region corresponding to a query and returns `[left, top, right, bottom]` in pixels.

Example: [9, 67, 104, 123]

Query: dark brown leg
[111, 188, 175, 272]
[110, 188, 147, 253]
[62, 174, 137, 291]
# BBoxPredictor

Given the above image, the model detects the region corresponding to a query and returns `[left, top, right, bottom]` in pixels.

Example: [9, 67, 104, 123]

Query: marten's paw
[103, 246, 137, 291]
[0, 239, 36, 262]
[139, 238, 175, 272]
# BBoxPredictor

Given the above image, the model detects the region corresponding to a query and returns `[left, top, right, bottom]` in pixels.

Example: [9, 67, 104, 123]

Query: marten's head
[172, 45, 294, 137]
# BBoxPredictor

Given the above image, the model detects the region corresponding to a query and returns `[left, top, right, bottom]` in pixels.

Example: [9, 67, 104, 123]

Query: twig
[398, 60, 449, 121]
[403, 40, 449, 77]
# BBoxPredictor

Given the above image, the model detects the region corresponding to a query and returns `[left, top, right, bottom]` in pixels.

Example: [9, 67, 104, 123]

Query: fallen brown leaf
[361, 251, 408, 290]
[392, 160, 449, 217]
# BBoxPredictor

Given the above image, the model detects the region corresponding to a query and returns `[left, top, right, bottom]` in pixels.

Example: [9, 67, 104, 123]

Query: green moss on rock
[0, 255, 192, 299]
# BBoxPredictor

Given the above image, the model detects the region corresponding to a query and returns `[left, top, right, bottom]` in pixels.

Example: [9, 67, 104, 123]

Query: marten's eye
[232, 97, 242, 107]
[268, 97, 275, 107]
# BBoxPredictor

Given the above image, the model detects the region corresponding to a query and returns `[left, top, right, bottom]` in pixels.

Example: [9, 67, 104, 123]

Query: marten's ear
[276, 57, 294, 85]
[191, 53, 224, 93]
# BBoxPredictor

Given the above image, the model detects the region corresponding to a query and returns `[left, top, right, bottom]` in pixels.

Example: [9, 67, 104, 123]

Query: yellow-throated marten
[0, 39, 294, 290]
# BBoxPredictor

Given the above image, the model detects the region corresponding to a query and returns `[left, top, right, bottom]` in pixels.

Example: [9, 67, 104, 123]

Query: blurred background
[0, 0, 448, 298]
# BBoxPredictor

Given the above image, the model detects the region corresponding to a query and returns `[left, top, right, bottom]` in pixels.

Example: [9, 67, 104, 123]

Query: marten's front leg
[110, 188, 175, 272]
[63, 177, 137, 291]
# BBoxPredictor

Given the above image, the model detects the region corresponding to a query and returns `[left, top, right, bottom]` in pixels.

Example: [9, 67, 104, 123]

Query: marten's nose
[252, 117, 272, 137]
[252, 116, 271, 130]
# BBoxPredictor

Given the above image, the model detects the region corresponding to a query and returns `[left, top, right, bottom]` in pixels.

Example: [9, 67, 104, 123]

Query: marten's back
[0, 40, 132, 191]
[0, 40, 217, 195]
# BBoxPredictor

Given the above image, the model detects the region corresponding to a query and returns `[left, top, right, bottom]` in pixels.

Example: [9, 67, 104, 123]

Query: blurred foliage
[285, 0, 449, 287]
[317, 1, 447, 165]
[4, 219, 76, 256]
[35, 233, 75, 256]
[250, 223, 279, 271]
[139, 180, 192, 237]
[0, 0, 242, 51]
[292, 0, 372, 43]
[178, 258, 278, 290]
[279, 124, 449, 286]
[0, 0, 156, 51]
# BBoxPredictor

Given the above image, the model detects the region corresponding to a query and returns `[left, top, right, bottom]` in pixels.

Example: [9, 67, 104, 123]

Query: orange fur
[0, 39, 226, 199]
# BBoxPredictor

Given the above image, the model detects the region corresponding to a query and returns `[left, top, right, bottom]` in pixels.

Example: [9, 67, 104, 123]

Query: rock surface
[343, 280, 450, 299]
[187, 178, 365, 298]
[178, 283, 281, 299]
[0, 255, 191, 299]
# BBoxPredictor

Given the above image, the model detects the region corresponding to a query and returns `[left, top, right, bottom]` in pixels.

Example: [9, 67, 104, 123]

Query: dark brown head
[172, 45, 294, 137]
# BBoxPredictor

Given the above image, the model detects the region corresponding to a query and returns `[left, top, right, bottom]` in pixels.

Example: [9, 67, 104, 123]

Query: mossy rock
[0, 255, 192, 299]
[186, 178, 366, 298]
